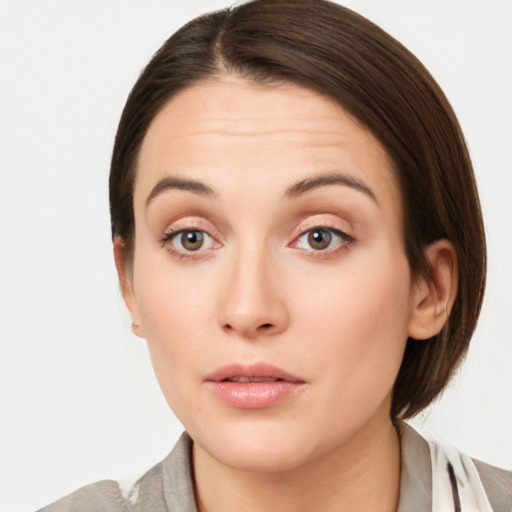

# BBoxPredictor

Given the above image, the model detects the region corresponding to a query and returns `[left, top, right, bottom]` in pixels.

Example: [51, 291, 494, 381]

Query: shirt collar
[162, 423, 432, 512]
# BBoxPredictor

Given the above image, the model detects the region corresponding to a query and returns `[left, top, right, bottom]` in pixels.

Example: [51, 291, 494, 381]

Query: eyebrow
[285, 172, 377, 203]
[145, 171, 377, 206]
[145, 176, 216, 206]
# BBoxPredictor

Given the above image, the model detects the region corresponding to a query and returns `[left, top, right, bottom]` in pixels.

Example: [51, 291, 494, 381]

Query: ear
[408, 239, 458, 340]
[113, 237, 145, 338]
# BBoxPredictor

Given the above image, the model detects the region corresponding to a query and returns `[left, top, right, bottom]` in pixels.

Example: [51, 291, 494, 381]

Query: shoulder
[36, 479, 127, 512]
[474, 458, 512, 512]
[37, 458, 170, 512]
[37, 432, 195, 512]
[398, 422, 512, 512]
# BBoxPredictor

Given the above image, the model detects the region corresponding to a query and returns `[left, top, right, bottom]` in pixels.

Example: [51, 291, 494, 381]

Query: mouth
[205, 363, 306, 409]
[205, 363, 305, 384]
[223, 376, 284, 383]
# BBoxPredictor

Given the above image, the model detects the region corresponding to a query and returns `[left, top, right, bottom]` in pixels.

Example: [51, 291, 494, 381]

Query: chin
[191, 417, 322, 473]
[210, 441, 313, 474]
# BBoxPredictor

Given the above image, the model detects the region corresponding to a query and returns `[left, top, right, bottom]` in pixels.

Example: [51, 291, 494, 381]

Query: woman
[37, 0, 511, 510]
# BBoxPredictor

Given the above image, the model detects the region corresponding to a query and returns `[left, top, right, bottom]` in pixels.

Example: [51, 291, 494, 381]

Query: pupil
[182, 231, 203, 251]
[308, 229, 331, 250]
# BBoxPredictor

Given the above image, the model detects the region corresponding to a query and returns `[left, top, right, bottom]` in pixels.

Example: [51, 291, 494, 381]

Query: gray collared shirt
[38, 423, 512, 512]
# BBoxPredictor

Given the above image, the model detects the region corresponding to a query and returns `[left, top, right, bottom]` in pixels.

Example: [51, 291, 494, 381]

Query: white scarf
[427, 436, 494, 511]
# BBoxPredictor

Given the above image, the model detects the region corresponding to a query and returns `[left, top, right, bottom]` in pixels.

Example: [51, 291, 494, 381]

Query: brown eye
[167, 230, 215, 253]
[294, 227, 353, 253]
[307, 229, 332, 250]
[162, 227, 218, 258]
[179, 230, 204, 251]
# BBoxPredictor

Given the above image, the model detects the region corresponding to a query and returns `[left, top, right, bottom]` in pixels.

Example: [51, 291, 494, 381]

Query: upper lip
[205, 363, 305, 383]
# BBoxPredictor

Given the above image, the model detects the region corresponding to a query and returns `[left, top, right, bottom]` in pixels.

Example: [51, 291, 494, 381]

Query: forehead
[135, 76, 401, 218]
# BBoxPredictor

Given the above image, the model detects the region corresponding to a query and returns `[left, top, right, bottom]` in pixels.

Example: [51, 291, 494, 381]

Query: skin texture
[114, 76, 457, 512]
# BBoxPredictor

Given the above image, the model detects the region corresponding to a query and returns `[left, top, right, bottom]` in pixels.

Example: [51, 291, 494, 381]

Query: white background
[0, 1, 511, 511]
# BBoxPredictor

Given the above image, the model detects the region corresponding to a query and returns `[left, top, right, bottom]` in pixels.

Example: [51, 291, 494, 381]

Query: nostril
[260, 323, 272, 329]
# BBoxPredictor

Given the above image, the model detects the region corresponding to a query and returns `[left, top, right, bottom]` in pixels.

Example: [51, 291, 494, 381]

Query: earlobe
[113, 237, 145, 338]
[408, 239, 458, 340]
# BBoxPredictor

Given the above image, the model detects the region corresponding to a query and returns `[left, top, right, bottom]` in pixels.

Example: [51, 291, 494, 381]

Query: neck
[192, 417, 401, 512]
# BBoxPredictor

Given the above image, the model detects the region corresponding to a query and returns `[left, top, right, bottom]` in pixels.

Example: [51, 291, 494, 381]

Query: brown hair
[109, 0, 486, 420]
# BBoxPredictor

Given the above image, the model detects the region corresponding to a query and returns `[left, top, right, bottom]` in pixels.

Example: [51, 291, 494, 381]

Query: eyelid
[288, 214, 356, 258]
[161, 228, 214, 246]
[159, 217, 223, 259]
[292, 225, 353, 246]
[290, 214, 354, 241]
[160, 216, 221, 240]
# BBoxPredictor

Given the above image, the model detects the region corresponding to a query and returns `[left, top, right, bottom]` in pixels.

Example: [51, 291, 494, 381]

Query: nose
[217, 247, 289, 339]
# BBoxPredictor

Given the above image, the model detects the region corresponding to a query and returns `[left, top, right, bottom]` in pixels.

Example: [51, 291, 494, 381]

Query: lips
[205, 363, 305, 409]
[225, 376, 280, 382]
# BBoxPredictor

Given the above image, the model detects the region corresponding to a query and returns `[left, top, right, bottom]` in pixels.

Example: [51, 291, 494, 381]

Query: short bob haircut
[109, 0, 486, 420]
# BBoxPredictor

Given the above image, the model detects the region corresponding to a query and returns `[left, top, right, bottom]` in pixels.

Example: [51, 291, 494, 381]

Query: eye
[168, 230, 215, 252]
[295, 227, 353, 252]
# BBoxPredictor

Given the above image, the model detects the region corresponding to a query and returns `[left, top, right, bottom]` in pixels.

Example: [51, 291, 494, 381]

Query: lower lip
[207, 381, 304, 409]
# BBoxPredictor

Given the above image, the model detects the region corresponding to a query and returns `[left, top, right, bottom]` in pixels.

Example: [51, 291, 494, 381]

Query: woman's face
[123, 76, 421, 471]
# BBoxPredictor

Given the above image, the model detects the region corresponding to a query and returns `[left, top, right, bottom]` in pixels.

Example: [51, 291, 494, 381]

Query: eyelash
[292, 226, 355, 258]
[160, 228, 218, 260]
[160, 226, 355, 260]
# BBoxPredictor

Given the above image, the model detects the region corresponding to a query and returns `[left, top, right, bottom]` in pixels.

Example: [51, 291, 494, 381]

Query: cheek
[133, 267, 215, 420]
[293, 247, 412, 393]
[131, 248, 218, 382]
